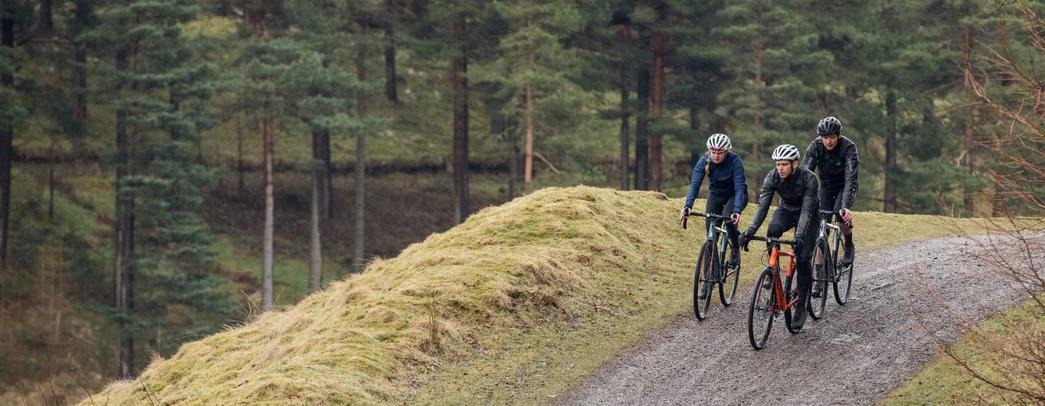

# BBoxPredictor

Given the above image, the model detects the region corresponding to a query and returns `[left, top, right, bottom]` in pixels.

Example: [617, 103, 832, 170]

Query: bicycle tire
[833, 246, 853, 306]
[693, 243, 714, 320]
[808, 238, 829, 320]
[719, 236, 740, 306]
[747, 268, 775, 350]
[783, 264, 801, 334]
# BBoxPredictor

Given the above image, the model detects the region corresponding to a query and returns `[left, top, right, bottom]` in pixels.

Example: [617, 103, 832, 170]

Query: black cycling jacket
[744, 166, 820, 239]
[801, 136, 859, 209]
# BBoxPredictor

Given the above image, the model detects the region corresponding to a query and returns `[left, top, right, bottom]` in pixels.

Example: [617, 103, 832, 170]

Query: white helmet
[771, 144, 800, 161]
[706, 133, 732, 150]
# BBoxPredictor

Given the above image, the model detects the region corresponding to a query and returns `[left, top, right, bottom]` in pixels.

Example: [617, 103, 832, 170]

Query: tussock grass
[86, 186, 975, 405]
[882, 298, 1044, 405]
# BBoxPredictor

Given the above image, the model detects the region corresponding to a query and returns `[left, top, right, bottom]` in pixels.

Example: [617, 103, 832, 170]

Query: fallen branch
[533, 152, 560, 174]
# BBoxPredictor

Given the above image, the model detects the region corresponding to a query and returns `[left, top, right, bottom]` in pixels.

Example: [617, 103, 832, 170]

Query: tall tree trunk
[634, 60, 651, 191]
[169, 94, 181, 140]
[73, 45, 88, 119]
[524, 83, 534, 183]
[312, 127, 332, 219]
[72, 0, 90, 120]
[237, 114, 244, 198]
[991, 183, 1005, 217]
[308, 170, 322, 293]
[689, 106, 700, 137]
[451, 16, 469, 224]
[309, 126, 326, 291]
[619, 66, 630, 191]
[48, 163, 55, 220]
[650, 32, 668, 191]
[489, 106, 515, 199]
[960, 24, 975, 217]
[261, 115, 274, 310]
[508, 145, 519, 199]
[38, 0, 55, 35]
[353, 46, 367, 274]
[962, 104, 975, 217]
[384, 21, 398, 103]
[322, 130, 332, 219]
[751, 26, 765, 166]
[752, 45, 764, 156]
[883, 89, 898, 213]
[0, 13, 12, 273]
[249, 4, 275, 311]
[114, 46, 135, 379]
[689, 106, 701, 169]
[352, 131, 366, 274]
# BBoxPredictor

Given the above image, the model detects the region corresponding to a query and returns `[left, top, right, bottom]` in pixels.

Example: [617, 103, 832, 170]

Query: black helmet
[816, 116, 842, 136]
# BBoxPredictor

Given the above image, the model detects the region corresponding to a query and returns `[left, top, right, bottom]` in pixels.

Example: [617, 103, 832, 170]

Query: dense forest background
[0, 0, 1040, 401]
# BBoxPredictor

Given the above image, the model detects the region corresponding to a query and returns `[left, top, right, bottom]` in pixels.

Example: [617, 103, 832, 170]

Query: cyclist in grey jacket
[740, 144, 820, 331]
[802, 116, 858, 266]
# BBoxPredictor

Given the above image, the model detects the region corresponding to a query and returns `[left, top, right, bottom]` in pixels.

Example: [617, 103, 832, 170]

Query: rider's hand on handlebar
[739, 232, 752, 251]
[839, 208, 853, 224]
[730, 212, 741, 225]
[679, 207, 690, 226]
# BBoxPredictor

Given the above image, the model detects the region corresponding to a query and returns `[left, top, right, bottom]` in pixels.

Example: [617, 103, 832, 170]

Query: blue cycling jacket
[683, 151, 748, 213]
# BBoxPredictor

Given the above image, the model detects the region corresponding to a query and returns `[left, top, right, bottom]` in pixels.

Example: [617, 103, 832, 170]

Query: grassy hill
[83, 186, 978, 405]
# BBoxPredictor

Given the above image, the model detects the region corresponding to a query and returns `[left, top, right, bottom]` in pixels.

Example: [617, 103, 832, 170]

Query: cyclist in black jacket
[802, 116, 858, 267]
[740, 144, 819, 331]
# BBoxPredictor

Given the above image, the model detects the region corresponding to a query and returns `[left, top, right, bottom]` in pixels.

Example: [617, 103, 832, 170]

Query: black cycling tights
[767, 208, 819, 307]
[705, 193, 740, 253]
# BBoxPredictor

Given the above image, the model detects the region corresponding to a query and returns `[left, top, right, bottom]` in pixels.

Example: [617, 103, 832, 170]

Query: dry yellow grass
[85, 186, 974, 405]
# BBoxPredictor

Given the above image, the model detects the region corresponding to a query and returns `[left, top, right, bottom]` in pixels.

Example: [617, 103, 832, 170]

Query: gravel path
[558, 235, 1035, 405]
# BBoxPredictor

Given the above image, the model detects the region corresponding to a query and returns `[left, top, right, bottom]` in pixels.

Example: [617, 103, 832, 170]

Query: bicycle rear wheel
[808, 238, 829, 320]
[719, 237, 740, 306]
[747, 268, 775, 350]
[693, 243, 714, 320]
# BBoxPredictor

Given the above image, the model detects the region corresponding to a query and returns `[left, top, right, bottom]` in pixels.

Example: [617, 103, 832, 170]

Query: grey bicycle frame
[818, 213, 843, 269]
[707, 217, 730, 257]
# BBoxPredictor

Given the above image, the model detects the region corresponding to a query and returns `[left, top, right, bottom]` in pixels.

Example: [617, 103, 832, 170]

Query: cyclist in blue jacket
[679, 133, 748, 283]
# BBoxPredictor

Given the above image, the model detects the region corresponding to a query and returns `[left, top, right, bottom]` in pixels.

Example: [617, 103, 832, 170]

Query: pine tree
[837, 0, 955, 212]
[89, 0, 231, 376]
[714, 0, 830, 195]
[478, 0, 585, 185]
[418, 1, 499, 223]
[667, 2, 730, 168]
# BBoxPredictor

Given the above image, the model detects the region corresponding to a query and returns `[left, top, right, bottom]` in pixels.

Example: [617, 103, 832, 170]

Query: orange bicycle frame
[768, 245, 798, 311]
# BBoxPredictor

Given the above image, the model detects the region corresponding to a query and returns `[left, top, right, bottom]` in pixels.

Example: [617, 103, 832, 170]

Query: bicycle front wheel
[748, 268, 775, 350]
[783, 266, 801, 334]
[833, 258, 853, 306]
[693, 243, 714, 320]
[808, 238, 829, 320]
[719, 237, 740, 306]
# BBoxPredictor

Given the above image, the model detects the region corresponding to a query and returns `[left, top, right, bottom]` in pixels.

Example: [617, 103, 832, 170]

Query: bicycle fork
[707, 222, 730, 281]
[768, 250, 797, 314]
[818, 219, 841, 279]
